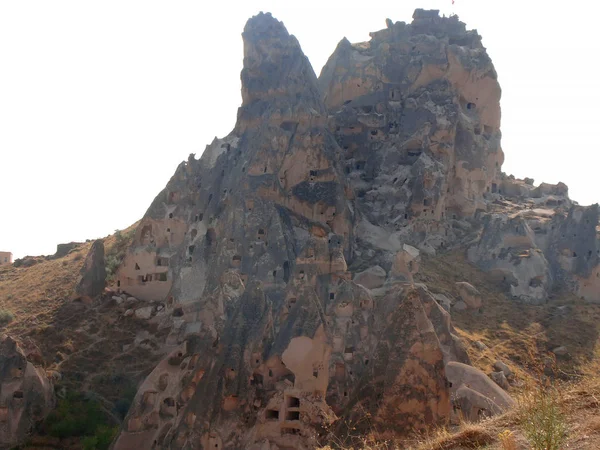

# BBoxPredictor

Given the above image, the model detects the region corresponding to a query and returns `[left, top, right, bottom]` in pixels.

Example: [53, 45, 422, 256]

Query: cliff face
[112, 9, 600, 449]
[320, 9, 503, 224]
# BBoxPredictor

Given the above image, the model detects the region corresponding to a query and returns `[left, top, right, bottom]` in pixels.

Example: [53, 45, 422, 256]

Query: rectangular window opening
[285, 411, 300, 421]
[266, 409, 279, 420]
[286, 396, 300, 408]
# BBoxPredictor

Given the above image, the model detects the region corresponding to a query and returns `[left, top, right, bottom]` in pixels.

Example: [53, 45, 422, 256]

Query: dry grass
[0, 223, 160, 397]
[497, 430, 517, 450]
[0, 223, 138, 336]
[418, 251, 600, 386]
[0, 242, 92, 338]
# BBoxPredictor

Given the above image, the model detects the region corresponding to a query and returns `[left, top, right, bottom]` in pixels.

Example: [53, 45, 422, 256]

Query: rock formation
[111, 9, 599, 449]
[0, 335, 55, 448]
[53, 242, 83, 259]
[75, 239, 106, 299]
[468, 193, 600, 303]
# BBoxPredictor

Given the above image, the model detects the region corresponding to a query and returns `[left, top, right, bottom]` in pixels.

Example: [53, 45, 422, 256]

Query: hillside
[0, 227, 167, 449]
[2, 240, 600, 449]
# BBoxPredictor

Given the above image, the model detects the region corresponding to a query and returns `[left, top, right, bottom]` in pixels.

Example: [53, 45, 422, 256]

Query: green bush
[42, 391, 123, 449]
[105, 254, 123, 281]
[519, 386, 567, 450]
[0, 309, 14, 327]
[81, 425, 118, 450]
[104, 228, 135, 281]
[45, 392, 106, 439]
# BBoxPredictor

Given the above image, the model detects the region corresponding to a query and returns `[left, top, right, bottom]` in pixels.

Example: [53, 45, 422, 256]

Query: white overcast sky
[1, 0, 598, 259]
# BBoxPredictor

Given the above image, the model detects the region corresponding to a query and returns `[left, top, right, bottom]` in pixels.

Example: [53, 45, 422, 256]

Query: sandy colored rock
[490, 371, 510, 390]
[433, 293, 451, 311]
[493, 360, 513, 378]
[134, 306, 153, 320]
[474, 341, 488, 351]
[0, 335, 55, 448]
[391, 245, 420, 282]
[446, 362, 514, 421]
[353, 265, 386, 289]
[455, 282, 482, 309]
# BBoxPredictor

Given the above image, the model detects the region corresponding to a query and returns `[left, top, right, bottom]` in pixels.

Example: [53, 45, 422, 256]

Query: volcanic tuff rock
[75, 239, 106, 299]
[111, 9, 600, 449]
[0, 335, 55, 447]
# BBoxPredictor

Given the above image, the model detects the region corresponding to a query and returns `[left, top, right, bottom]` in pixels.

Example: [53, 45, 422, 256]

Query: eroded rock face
[353, 265, 386, 289]
[467, 201, 600, 303]
[319, 8, 503, 233]
[455, 282, 482, 310]
[75, 239, 106, 298]
[445, 362, 514, 422]
[53, 242, 83, 259]
[0, 335, 54, 448]
[111, 9, 599, 449]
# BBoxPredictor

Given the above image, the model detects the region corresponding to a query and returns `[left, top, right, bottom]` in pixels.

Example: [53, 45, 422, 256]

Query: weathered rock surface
[490, 371, 510, 390]
[75, 239, 106, 298]
[455, 281, 482, 309]
[446, 362, 514, 421]
[53, 242, 83, 259]
[467, 193, 599, 304]
[433, 293, 451, 311]
[391, 244, 420, 282]
[493, 360, 513, 378]
[134, 306, 154, 320]
[353, 265, 386, 289]
[110, 8, 600, 449]
[0, 335, 54, 448]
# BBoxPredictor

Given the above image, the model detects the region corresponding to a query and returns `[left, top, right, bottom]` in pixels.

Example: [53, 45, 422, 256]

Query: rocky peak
[238, 12, 325, 132]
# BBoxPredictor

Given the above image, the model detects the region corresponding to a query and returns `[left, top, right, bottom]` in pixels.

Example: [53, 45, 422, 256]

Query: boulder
[446, 362, 514, 421]
[433, 293, 451, 311]
[474, 341, 488, 351]
[134, 306, 153, 320]
[0, 335, 55, 447]
[353, 265, 386, 289]
[493, 360, 513, 378]
[490, 371, 510, 390]
[391, 244, 420, 282]
[455, 282, 482, 309]
[75, 240, 106, 298]
[453, 301, 467, 311]
[552, 346, 568, 356]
